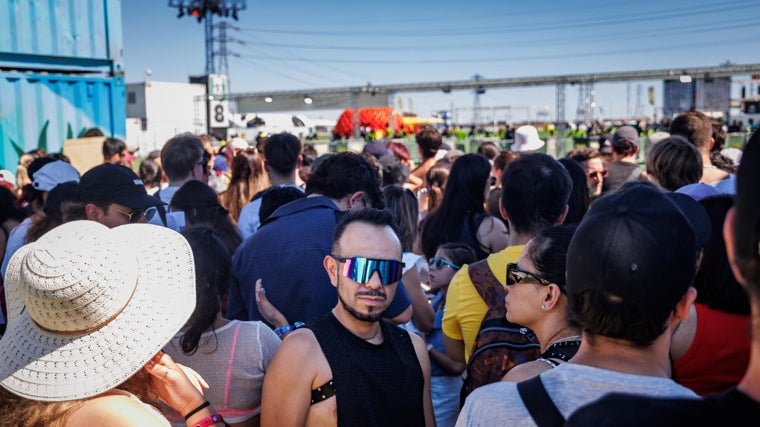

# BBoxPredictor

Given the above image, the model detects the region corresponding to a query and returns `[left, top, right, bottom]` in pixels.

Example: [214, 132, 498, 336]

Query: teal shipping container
[0, 0, 123, 73]
[0, 0, 125, 173]
[0, 72, 126, 171]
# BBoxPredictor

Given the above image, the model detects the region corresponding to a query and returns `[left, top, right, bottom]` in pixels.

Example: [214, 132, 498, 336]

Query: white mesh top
[163, 320, 281, 424]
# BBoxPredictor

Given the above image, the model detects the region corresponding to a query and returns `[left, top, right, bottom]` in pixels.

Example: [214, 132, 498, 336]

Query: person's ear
[555, 205, 569, 225]
[674, 286, 697, 321]
[499, 199, 509, 222]
[542, 284, 563, 311]
[324, 255, 339, 288]
[723, 207, 746, 284]
[84, 203, 100, 221]
[348, 191, 365, 209]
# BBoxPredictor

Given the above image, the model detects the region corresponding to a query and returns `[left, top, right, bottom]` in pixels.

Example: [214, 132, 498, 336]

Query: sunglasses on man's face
[506, 263, 550, 287]
[332, 256, 405, 286]
[428, 257, 461, 270]
[587, 169, 608, 180]
[109, 205, 151, 224]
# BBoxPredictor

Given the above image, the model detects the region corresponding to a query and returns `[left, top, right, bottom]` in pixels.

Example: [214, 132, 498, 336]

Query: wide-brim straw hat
[0, 220, 196, 402]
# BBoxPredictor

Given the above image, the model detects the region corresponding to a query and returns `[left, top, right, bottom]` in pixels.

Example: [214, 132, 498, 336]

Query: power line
[233, 0, 757, 38]
[235, 36, 755, 65]
[229, 18, 758, 52]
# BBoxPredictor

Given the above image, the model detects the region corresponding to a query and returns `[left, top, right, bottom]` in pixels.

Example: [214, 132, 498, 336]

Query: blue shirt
[236, 183, 303, 240]
[228, 196, 411, 324]
[0, 217, 32, 280]
[427, 292, 450, 377]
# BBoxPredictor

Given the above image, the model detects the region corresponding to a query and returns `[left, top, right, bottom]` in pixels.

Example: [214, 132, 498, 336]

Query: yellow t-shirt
[442, 245, 525, 363]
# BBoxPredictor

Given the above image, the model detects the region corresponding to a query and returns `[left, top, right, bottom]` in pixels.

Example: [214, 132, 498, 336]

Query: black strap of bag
[516, 376, 565, 427]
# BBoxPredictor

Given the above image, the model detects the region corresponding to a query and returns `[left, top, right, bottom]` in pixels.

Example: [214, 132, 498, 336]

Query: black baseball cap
[79, 164, 164, 209]
[566, 184, 698, 320]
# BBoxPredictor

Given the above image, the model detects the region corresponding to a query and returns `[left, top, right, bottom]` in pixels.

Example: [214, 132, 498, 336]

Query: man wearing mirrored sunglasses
[230, 152, 412, 327]
[78, 163, 164, 228]
[262, 209, 434, 427]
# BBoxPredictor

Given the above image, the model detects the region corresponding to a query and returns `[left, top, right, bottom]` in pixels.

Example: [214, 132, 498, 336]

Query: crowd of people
[0, 108, 757, 426]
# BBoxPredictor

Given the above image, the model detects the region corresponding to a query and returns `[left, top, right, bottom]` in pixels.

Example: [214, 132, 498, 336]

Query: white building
[125, 80, 207, 155]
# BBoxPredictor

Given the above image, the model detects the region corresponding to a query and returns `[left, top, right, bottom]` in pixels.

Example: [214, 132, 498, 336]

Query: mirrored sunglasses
[428, 257, 461, 270]
[332, 256, 405, 286]
[506, 263, 550, 287]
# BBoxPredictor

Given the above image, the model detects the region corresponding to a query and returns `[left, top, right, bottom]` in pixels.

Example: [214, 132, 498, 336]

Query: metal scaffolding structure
[228, 63, 760, 125]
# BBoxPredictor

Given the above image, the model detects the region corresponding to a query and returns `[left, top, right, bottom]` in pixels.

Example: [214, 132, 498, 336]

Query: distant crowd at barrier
[310, 115, 757, 165]
[0, 108, 758, 426]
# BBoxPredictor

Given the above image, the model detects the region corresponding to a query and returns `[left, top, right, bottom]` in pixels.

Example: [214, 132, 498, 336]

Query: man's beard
[337, 286, 387, 322]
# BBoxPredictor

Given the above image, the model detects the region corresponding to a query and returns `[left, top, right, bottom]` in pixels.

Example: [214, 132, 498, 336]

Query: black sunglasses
[506, 263, 550, 287]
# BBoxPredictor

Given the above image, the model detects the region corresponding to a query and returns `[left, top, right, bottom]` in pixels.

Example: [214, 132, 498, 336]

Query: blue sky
[121, 0, 760, 123]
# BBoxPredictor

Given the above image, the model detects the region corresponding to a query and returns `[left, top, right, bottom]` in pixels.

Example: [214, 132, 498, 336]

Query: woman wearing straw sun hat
[0, 220, 229, 427]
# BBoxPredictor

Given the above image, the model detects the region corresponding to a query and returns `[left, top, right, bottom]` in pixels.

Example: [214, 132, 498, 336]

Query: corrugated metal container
[0, 71, 126, 171]
[0, 0, 123, 73]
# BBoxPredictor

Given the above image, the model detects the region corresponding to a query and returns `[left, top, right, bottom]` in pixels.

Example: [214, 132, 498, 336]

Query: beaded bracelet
[191, 413, 227, 427]
[274, 321, 305, 337]
[184, 401, 210, 420]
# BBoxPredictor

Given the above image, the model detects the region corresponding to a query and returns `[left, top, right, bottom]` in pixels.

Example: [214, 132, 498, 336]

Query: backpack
[460, 257, 541, 406]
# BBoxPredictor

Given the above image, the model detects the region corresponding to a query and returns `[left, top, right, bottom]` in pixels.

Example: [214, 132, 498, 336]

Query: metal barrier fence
[308, 131, 752, 167]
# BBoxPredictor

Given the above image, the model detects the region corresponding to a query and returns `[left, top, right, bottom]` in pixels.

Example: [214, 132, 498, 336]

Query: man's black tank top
[308, 312, 426, 427]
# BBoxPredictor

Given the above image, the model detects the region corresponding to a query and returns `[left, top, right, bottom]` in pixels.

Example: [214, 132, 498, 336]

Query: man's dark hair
[566, 147, 601, 163]
[331, 208, 400, 255]
[645, 135, 702, 191]
[415, 126, 443, 159]
[259, 186, 306, 225]
[557, 158, 589, 225]
[493, 151, 517, 172]
[501, 153, 572, 235]
[264, 132, 302, 176]
[102, 137, 126, 160]
[306, 152, 384, 209]
[669, 110, 713, 151]
[476, 141, 500, 160]
[160, 133, 205, 181]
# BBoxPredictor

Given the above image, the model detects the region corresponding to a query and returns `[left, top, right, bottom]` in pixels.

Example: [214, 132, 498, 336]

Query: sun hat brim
[0, 221, 195, 402]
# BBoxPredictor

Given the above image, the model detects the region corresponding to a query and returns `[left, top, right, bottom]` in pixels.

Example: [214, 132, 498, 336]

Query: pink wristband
[191, 414, 225, 427]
